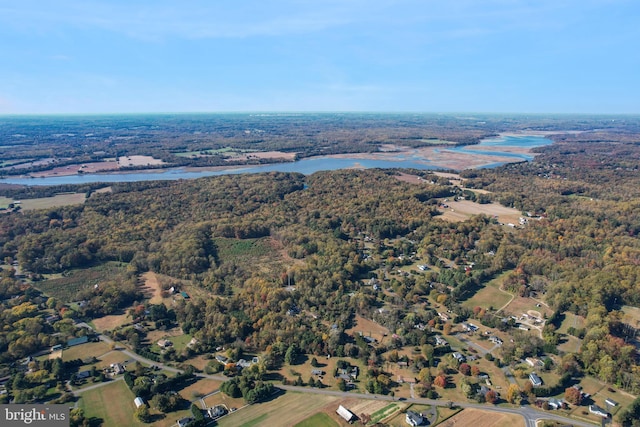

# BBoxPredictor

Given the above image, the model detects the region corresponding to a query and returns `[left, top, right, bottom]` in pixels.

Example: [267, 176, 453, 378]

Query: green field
[214, 237, 272, 259]
[370, 403, 399, 424]
[461, 272, 513, 311]
[79, 379, 144, 427]
[35, 262, 129, 302]
[294, 412, 339, 427]
[19, 193, 86, 210]
[218, 392, 338, 427]
[0, 197, 11, 209]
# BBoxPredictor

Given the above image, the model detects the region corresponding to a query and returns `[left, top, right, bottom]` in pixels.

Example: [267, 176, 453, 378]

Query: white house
[405, 410, 424, 426]
[529, 372, 543, 387]
[589, 405, 610, 418]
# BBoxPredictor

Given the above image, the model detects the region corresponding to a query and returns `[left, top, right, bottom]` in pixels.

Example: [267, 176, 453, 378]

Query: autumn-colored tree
[471, 365, 481, 376]
[434, 374, 448, 388]
[459, 363, 471, 376]
[443, 323, 452, 336]
[485, 390, 498, 404]
[506, 384, 521, 404]
[564, 387, 582, 405]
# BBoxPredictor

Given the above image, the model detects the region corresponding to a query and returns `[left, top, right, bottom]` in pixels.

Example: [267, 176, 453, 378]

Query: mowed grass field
[18, 193, 86, 210]
[79, 379, 144, 427]
[62, 342, 111, 362]
[79, 379, 194, 427]
[0, 196, 11, 209]
[294, 412, 338, 427]
[439, 408, 524, 427]
[461, 272, 513, 311]
[437, 200, 521, 224]
[217, 392, 340, 427]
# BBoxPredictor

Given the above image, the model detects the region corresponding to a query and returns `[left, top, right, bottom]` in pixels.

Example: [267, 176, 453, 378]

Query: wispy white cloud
[0, 0, 365, 40]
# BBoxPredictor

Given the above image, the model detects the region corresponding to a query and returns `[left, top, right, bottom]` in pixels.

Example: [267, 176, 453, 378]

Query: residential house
[438, 312, 450, 322]
[529, 372, 543, 387]
[76, 370, 91, 380]
[461, 323, 478, 333]
[405, 410, 424, 426]
[311, 370, 325, 376]
[589, 405, 610, 418]
[434, 336, 448, 346]
[157, 339, 173, 349]
[548, 398, 562, 410]
[110, 363, 125, 375]
[236, 359, 251, 369]
[207, 405, 227, 419]
[177, 417, 193, 427]
[452, 352, 465, 363]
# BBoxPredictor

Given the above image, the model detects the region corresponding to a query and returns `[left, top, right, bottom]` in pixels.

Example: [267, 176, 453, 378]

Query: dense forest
[1, 117, 640, 424]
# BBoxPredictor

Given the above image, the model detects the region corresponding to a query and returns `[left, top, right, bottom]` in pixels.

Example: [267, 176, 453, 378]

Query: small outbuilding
[336, 405, 356, 423]
[134, 397, 145, 408]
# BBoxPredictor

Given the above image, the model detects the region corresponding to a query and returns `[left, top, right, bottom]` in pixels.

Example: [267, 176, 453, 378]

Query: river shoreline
[0, 133, 554, 186]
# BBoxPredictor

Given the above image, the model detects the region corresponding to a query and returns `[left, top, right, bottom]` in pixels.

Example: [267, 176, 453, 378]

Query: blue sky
[0, 0, 638, 114]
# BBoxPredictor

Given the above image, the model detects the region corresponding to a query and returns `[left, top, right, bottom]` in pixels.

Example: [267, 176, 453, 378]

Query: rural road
[74, 322, 597, 427]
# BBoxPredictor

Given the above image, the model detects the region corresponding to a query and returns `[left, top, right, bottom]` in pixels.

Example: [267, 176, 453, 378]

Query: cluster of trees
[220, 368, 274, 404]
[123, 364, 195, 403]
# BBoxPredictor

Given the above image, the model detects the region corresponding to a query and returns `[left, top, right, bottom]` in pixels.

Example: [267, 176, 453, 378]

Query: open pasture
[217, 391, 338, 427]
[18, 193, 86, 210]
[461, 274, 513, 311]
[438, 408, 524, 427]
[62, 341, 111, 362]
[294, 412, 339, 427]
[438, 200, 521, 224]
[79, 379, 144, 427]
[345, 314, 390, 344]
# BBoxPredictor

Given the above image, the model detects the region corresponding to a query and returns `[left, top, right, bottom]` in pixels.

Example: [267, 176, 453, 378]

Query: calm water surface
[1, 135, 551, 186]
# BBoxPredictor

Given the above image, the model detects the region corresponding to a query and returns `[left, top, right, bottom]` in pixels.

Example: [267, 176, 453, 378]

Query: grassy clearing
[35, 262, 129, 302]
[294, 412, 339, 427]
[62, 342, 111, 362]
[502, 295, 552, 319]
[79, 379, 143, 427]
[557, 312, 586, 334]
[217, 392, 338, 427]
[438, 200, 521, 224]
[461, 273, 513, 311]
[92, 313, 130, 332]
[0, 197, 12, 209]
[202, 391, 246, 411]
[439, 408, 523, 427]
[178, 378, 221, 401]
[19, 193, 86, 210]
[215, 237, 272, 260]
